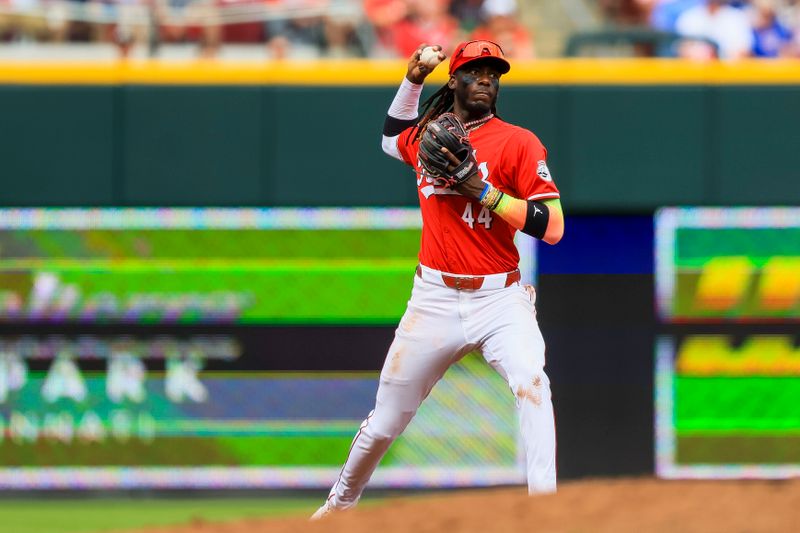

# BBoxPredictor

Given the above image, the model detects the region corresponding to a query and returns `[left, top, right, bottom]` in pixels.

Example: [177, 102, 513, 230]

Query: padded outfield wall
[0, 60, 799, 209]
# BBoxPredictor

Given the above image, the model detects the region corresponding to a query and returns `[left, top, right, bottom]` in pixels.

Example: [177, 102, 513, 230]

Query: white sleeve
[381, 77, 424, 161]
[382, 134, 403, 161]
[388, 77, 423, 120]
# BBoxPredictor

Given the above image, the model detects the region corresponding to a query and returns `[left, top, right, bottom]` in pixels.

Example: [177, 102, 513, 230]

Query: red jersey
[397, 117, 559, 275]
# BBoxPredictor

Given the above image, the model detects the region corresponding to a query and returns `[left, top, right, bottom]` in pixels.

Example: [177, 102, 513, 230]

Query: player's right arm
[381, 44, 446, 162]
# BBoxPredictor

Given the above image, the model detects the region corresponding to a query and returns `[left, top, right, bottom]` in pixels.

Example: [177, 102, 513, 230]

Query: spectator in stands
[218, 0, 262, 48]
[321, 0, 367, 57]
[469, 0, 533, 58]
[387, 0, 461, 58]
[642, 0, 703, 32]
[65, 0, 103, 42]
[750, 0, 794, 56]
[450, 0, 483, 33]
[0, 0, 51, 42]
[264, 0, 326, 58]
[362, 0, 408, 56]
[156, 0, 205, 50]
[112, 0, 149, 56]
[784, 0, 800, 32]
[675, 0, 753, 59]
[2, 0, 96, 43]
[791, 0, 800, 55]
[322, 16, 364, 57]
[601, 0, 650, 25]
[114, 0, 219, 58]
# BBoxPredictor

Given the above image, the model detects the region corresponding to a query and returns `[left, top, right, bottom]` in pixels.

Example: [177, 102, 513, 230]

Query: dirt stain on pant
[399, 310, 419, 334]
[515, 385, 542, 406]
[388, 345, 406, 376]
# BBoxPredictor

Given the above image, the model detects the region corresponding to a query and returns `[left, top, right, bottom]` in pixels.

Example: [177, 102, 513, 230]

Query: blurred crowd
[603, 0, 800, 58]
[1, 0, 798, 59]
[0, 0, 533, 59]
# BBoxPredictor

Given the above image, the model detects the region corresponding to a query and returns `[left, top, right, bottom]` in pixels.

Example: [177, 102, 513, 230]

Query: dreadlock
[409, 83, 454, 144]
[407, 79, 501, 145]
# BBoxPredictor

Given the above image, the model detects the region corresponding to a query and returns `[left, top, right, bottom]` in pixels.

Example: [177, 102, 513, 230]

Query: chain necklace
[464, 113, 494, 132]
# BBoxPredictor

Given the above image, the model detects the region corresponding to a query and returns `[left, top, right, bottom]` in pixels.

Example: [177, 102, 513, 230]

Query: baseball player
[312, 40, 564, 520]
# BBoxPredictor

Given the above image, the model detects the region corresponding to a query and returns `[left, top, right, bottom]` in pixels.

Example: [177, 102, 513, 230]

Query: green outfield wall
[0, 61, 798, 209]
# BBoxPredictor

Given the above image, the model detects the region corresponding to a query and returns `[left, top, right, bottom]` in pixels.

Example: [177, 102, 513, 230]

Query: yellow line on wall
[1, 59, 800, 85]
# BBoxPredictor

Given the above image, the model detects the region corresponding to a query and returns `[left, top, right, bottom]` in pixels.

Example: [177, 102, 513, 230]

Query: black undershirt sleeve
[383, 115, 418, 137]
[522, 200, 550, 239]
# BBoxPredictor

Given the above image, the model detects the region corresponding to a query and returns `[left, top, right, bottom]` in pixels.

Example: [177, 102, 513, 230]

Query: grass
[0, 497, 318, 533]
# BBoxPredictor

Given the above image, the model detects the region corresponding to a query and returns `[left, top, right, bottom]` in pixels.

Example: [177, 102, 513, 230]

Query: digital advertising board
[0, 208, 536, 489]
[655, 207, 800, 479]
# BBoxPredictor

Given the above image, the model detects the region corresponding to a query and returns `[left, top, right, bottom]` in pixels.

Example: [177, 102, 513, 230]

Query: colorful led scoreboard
[656, 208, 800, 478]
[0, 208, 537, 489]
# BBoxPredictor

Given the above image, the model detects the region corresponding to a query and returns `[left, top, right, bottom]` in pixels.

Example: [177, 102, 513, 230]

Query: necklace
[464, 114, 494, 132]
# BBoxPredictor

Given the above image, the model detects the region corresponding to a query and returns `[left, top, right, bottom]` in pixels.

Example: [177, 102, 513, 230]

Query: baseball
[419, 46, 442, 69]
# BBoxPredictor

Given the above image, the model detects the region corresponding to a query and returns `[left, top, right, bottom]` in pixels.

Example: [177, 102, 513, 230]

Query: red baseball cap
[448, 40, 511, 76]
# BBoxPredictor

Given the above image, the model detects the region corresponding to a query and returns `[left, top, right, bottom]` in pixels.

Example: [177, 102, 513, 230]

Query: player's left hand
[419, 113, 479, 188]
[453, 171, 487, 199]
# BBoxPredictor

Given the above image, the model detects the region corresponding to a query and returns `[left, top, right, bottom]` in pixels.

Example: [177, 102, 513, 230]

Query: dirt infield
[135, 478, 800, 533]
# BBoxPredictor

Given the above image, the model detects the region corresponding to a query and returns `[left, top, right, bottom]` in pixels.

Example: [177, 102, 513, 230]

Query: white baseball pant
[327, 264, 557, 507]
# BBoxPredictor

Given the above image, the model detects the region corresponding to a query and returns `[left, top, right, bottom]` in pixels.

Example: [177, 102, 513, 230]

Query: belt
[415, 264, 521, 291]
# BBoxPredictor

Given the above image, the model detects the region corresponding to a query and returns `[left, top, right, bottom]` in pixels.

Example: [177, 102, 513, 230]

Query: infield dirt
[133, 477, 800, 533]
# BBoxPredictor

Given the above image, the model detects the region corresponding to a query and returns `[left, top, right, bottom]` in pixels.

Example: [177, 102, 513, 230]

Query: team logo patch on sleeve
[536, 160, 552, 182]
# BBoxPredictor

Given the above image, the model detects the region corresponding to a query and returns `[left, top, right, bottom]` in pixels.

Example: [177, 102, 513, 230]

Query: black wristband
[522, 200, 550, 239]
[383, 115, 418, 137]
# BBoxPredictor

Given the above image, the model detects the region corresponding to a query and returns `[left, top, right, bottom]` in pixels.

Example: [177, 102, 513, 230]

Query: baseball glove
[418, 113, 479, 187]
